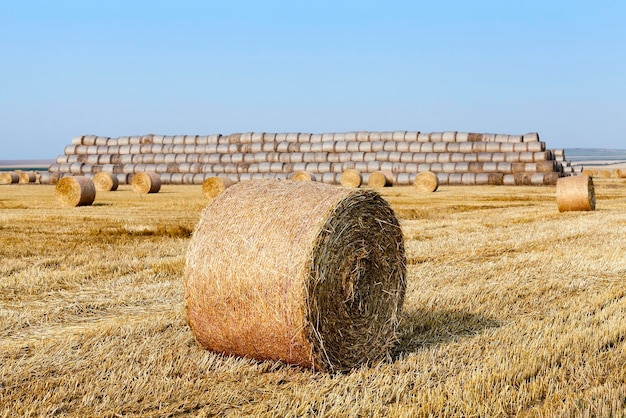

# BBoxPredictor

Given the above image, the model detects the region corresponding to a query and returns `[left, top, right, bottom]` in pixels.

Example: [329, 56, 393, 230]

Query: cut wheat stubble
[184, 180, 406, 372]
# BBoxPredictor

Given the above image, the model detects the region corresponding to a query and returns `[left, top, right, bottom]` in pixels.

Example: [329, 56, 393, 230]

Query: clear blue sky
[1, 1, 625, 159]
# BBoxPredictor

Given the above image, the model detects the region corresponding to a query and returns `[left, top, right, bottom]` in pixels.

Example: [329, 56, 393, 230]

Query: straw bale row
[56, 151, 553, 166]
[64, 140, 547, 157]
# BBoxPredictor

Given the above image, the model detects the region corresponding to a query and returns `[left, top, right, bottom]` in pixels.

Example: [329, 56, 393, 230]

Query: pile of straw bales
[45, 131, 575, 186]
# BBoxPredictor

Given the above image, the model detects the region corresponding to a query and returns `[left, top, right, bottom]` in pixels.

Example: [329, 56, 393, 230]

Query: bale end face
[291, 171, 316, 182]
[340, 169, 362, 188]
[184, 180, 406, 372]
[368, 171, 393, 188]
[93, 172, 119, 192]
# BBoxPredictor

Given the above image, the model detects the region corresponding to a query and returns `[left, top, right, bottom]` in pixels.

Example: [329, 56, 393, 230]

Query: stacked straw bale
[185, 180, 406, 371]
[48, 131, 572, 186]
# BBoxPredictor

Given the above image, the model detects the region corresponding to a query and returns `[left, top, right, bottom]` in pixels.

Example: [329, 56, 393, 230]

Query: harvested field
[1, 180, 626, 416]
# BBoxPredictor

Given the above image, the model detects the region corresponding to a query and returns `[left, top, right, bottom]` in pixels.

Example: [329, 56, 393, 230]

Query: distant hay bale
[413, 171, 439, 192]
[597, 170, 611, 178]
[132, 172, 161, 194]
[368, 171, 393, 188]
[291, 171, 317, 182]
[18, 171, 36, 184]
[0, 171, 19, 185]
[556, 175, 595, 212]
[340, 169, 362, 188]
[39, 172, 60, 185]
[93, 172, 119, 192]
[184, 180, 406, 371]
[611, 169, 622, 178]
[202, 177, 235, 198]
[55, 176, 96, 207]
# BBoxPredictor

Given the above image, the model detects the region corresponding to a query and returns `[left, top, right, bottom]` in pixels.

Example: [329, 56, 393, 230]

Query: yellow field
[1, 180, 625, 417]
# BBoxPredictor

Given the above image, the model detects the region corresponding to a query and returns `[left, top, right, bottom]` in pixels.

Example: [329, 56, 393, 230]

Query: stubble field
[1, 180, 625, 417]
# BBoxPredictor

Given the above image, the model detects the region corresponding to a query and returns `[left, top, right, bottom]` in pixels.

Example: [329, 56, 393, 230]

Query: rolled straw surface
[0, 172, 19, 184]
[413, 171, 439, 192]
[340, 169, 362, 188]
[55, 176, 96, 207]
[202, 177, 235, 198]
[93, 172, 119, 192]
[185, 180, 406, 371]
[132, 172, 161, 194]
[19, 171, 36, 183]
[291, 171, 317, 182]
[556, 175, 595, 212]
[368, 171, 393, 188]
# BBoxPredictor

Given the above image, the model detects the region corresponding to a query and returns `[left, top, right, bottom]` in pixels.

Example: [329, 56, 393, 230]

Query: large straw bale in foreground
[185, 180, 406, 371]
[413, 171, 439, 192]
[0, 172, 19, 184]
[201, 177, 235, 198]
[556, 175, 595, 212]
[93, 172, 119, 191]
[55, 176, 96, 207]
[132, 172, 161, 194]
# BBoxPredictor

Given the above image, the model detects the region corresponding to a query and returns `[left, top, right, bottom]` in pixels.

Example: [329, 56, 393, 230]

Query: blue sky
[1, 1, 625, 159]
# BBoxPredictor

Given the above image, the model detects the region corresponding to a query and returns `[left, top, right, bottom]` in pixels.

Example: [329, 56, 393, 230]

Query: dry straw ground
[1, 180, 626, 416]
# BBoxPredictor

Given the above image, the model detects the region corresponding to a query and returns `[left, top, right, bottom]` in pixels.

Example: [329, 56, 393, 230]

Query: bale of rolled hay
[93, 172, 119, 192]
[39, 172, 60, 185]
[0, 171, 19, 185]
[184, 180, 406, 371]
[556, 175, 595, 212]
[55, 176, 96, 207]
[413, 171, 438, 192]
[368, 171, 393, 188]
[18, 171, 37, 183]
[132, 172, 161, 194]
[202, 177, 235, 198]
[340, 169, 362, 188]
[597, 170, 611, 178]
[611, 169, 623, 178]
[291, 171, 317, 182]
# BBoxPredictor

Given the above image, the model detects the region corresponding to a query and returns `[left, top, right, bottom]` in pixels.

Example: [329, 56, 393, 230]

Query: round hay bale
[185, 180, 406, 371]
[292, 171, 317, 182]
[93, 172, 119, 192]
[413, 171, 438, 192]
[19, 171, 37, 183]
[598, 170, 611, 178]
[55, 176, 96, 207]
[610, 169, 622, 178]
[202, 177, 235, 198]
[132, 172, 161, 194]
[368, 171, 393, 188]
[556, 175, 595, 212]
[39, 172, 60, 185]
[0, 171, 19, 184]
[340, 169, 362, 188]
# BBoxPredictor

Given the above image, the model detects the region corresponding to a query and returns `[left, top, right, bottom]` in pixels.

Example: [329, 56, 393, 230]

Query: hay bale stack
[93, 172, 119, 192]
[368, 171, 393, 188]
[184, 180, 406, 371]
[55, 176, 96, 207]
[202, 177, 235, 198]
[340, 169, 362, 188]
[132, 172, 161, 194]
[413, 171, 439, 192]
[291, 171, 317, 181]
[556, 175, 595, 212]
[0, 171, 19, 185]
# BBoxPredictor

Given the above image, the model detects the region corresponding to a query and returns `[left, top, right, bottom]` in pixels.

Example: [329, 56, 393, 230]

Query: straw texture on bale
[202, 177, 235, 199]
[368, 171, 393, 188]
[19, 171, 37, 183]
[55, 176, 96, 207]
[132, 172, 161, 194]
[291, 171, 317, 182]
[556, 175, 595, 212]
[413, 171, 439, 192]
[340, 169, 362, 188]
[185, 180, 406, 371]
[0, 172, 19, 184]
[93, 172, 119, 192]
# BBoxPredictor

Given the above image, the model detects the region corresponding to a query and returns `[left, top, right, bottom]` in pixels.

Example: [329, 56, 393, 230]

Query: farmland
[1, 180, 626, 416]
